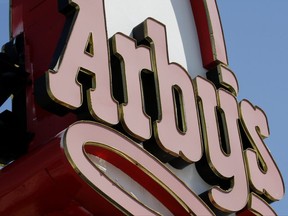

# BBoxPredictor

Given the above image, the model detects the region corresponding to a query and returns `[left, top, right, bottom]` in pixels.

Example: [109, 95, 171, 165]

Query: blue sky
[217, 1, 288, 214]
[0, 0, 287, 214]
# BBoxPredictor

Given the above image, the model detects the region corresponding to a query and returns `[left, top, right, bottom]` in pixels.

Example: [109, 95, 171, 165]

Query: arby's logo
[35, 0, 284, 215]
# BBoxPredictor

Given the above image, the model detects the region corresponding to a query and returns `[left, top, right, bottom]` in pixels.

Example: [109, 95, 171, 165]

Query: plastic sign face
[35, 0, 284, 215]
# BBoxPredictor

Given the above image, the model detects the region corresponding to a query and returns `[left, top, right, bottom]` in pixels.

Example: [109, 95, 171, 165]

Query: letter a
[42, 0, 118, 125]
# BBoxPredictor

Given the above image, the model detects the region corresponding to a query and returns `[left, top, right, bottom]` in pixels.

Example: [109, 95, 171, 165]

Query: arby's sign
[1, 0, 284, 215]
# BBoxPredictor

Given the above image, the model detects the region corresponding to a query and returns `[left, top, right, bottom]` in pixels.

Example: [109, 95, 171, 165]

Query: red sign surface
[0, 0, 284, 215]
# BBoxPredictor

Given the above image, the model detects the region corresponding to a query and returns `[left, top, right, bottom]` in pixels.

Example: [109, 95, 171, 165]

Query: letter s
[240, 99, 284, 201]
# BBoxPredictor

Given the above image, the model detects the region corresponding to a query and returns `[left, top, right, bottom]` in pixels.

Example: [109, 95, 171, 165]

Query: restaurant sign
[29, 0, 285, 215]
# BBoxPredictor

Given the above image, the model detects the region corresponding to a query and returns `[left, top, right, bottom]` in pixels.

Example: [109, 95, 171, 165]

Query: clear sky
[217, 1, 288, 214]
[0, 0, 287, 215]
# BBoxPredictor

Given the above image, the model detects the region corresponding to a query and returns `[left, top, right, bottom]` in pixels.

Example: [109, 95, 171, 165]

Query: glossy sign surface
[2, 0, 284, 215]
[63, 121, 214, 215]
